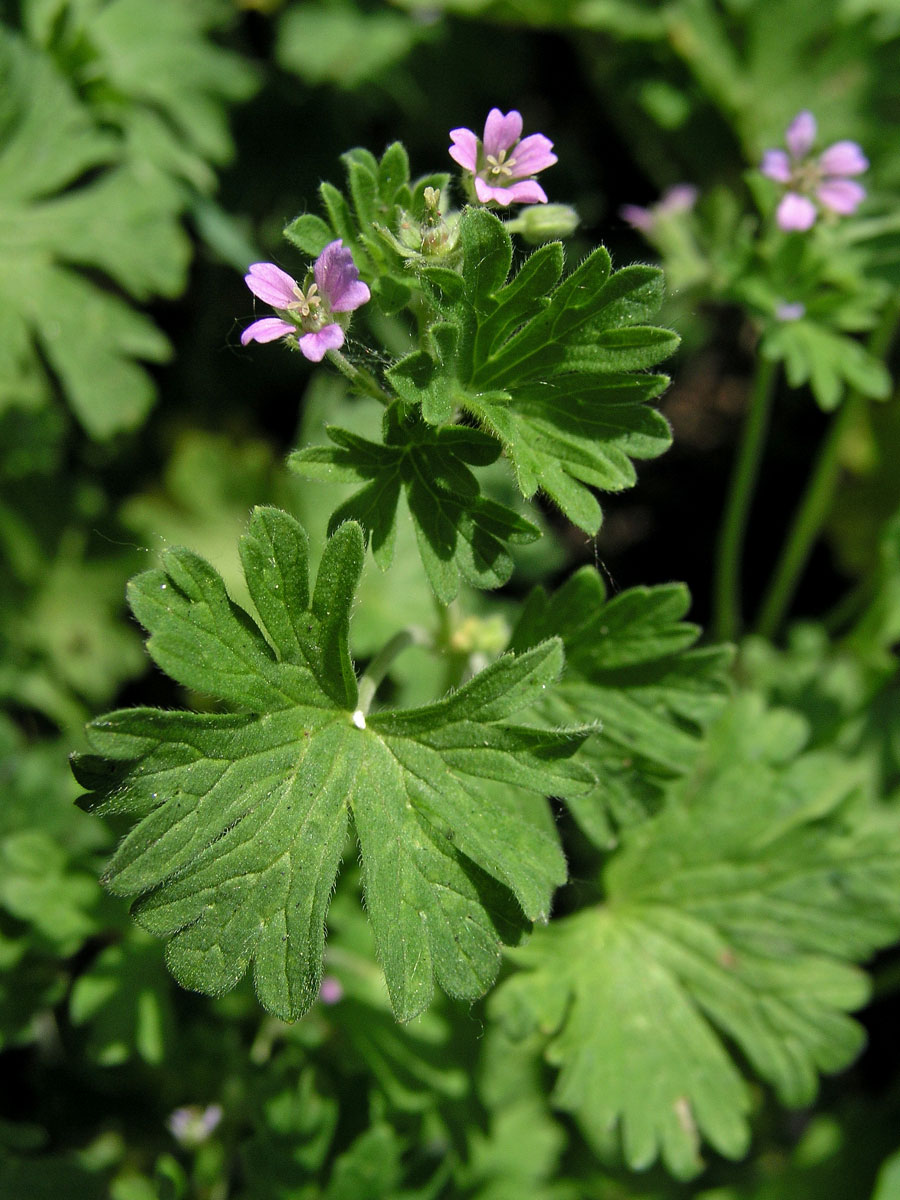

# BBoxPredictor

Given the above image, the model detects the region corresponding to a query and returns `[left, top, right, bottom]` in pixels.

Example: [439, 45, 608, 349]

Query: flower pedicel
[241, 239, 370, 362]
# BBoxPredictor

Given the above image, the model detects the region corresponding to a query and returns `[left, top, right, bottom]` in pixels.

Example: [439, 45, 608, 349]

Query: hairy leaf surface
[510, 566, 733, 843]
[409, 208, 677, 531]
[492, 695, 900, 1177]
[72, 507, 593, 1021]
[289, 403, 539, 602]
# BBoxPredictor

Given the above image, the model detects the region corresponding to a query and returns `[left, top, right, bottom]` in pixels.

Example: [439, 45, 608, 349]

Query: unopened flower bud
[505, 203, 579, 243]
[423, 186, 442, 219]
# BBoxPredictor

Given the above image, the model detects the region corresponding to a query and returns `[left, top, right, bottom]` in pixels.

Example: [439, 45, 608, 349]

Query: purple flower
[318, 975, 343, 1005]
[167, 1104, 223, 1147]
[620, 183, 698, 233]
[761, 111, 868, 232]
[775, 300, 806, 322]
[449, 108, 557, 207]
[241, 240, 370, 361]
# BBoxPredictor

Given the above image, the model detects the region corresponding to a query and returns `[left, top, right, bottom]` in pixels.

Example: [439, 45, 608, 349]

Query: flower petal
[314, 240, 369, 312]
[244, 262, 298, 308]
[620, 203, 654, 232]
[241, 317, 295, 345]
[508, 133, 557, 177]
[483, 108, 523, 158]
[776, 192, 817, 231]
[817, 178, 866, 215]
[299, 323, 344, 362]
[504, 179, 549, 205]
[818, 140, 868, 177]
[329, 279, 371, 313]
[449, 127, 479, 172]
[785, 110, 816, 159]
[775, 301, 806, 322]
[658, 184, 698, 213]
[473, 175, 506, 204]
[761, 148, 791, 183]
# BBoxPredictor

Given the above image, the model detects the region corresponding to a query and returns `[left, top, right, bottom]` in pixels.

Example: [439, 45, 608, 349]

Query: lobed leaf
[289, 405, 539, 603]
[73, 508, 593, 1022]
[510, 567, 733, 844]
[492, 694, 900, 1178]
[417, 208, 677, 530]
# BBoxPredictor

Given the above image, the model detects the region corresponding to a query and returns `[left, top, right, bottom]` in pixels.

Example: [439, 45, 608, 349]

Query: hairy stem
[755, 298, 900, 640]
[326, 348, 393, 406]
[355, 627, 432, 722]
[712, 355, 779, 643]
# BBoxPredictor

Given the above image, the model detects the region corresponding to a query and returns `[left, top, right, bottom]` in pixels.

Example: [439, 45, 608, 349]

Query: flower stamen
[486, 149, 516, 178]
[289, 282, 322, 319]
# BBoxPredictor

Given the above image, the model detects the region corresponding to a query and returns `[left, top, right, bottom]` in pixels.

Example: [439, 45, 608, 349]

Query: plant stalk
[755, 298, 900, 640]
[712, 355, 779, 642]
[326, 348, 393, 406]
[354, 627, 431, 723]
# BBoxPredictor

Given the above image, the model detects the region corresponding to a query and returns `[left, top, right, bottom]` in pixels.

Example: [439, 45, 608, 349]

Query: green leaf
[289, 406, 539, 603]
[283, 213, 334, 256]
[276, 3, 437, 89]
[377, 142, 410, 204]
[460, 207, 513, 312]
[69, 931, 174, 1067]
[342, 148, 380, 227]
[492, 694, 900, 1178]
[510, 567, 733, 843]
[387, 323, 460, 424]
[25, 0, 259, 182]
[762, 320, 892, 411]
[73, 508, 593, 1022]
[465, 376, 672, 534]
[0, 28, 187, 436]
[0, 831, 100, 957]
[418, 209, 676, 530]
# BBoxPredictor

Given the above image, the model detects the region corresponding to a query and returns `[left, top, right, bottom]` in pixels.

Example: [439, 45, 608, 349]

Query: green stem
[354, 627, 431, 721]
[326, 348, 393, 406]
[712, 355, 779, 643]
[755, 297, 900, 640]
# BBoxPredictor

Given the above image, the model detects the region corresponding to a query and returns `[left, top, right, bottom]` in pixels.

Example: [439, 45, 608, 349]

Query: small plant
[71, 106, 900, 1185]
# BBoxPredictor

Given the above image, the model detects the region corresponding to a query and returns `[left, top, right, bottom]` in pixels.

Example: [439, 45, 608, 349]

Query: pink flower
[620, 183, 698, 233]
[775, 300, 806, 322]
[241, 241, 370, 361]
[167, 1104, 223, 1146]
[449, 108, 557, 207]
[318, 975, 343, 1005]
[761, 111, 868, 232]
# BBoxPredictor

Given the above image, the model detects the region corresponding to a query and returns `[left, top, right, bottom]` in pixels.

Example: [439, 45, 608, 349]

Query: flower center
[288, 282, 322, 319]
[486, 148, 516, 179]
[792, 160, 823, 194]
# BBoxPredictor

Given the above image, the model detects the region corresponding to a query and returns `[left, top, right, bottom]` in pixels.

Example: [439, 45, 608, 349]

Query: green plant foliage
[761, 319, 891, 411]
[72, 507, 594, 1022]
[0, 28, 182, 435]
[393, 208, 677, 531]
[276, 1, 439, 90]
[289, 402, 540, 602]
[491, 693, 900, 1178]
[284, 141, 448, 316]
[69, 931, 175, 1067]
[509, 566, 733, 843]
[23, 0, 258, 189]
[0, 717, 109, 1052]
[0, 482, 146, 729]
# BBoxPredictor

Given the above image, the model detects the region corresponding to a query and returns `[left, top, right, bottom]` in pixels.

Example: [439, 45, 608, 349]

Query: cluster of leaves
[287, 145, 676, 597]
[3, 2, 900, 1198]
[0, 2, 256, 437]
